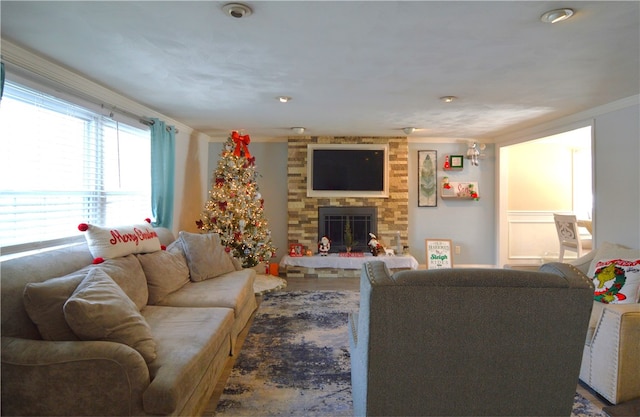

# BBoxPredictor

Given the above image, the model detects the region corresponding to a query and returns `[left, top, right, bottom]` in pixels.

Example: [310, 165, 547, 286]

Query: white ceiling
[1, 1, 639, 141]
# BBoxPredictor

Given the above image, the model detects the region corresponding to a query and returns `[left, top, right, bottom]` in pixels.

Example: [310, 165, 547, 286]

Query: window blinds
[0, 81, 151, 255]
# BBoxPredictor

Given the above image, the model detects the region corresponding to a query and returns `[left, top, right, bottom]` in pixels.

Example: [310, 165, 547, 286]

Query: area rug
[213, 291, 605, 417]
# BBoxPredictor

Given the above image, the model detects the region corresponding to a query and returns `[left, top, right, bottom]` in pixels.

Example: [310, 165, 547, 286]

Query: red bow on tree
[231, 131, 252, 159]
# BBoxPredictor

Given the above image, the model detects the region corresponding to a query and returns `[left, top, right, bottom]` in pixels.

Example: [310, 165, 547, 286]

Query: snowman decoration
[318, 236, 331, 256]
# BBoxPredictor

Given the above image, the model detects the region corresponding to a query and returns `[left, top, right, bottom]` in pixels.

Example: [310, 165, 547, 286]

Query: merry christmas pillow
[591, 258, 640, 304]
[78, 220, 161, 260]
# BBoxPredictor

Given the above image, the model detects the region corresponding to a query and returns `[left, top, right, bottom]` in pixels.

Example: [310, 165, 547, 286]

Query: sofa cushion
[591, 259, 640, 304]
[142, 305, 234, 415]
[137, 241, 190, 305]
[79, 222, 162, 260]
[156, 269, 255, 316]
[95, 254, 149, 310]
[178, 231, 236, 281]
[22, 266, 90, 341]
[64, 269, 157, 364]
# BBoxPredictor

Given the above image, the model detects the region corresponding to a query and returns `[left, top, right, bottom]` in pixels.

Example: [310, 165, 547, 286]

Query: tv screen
[307, 144, 389, 197]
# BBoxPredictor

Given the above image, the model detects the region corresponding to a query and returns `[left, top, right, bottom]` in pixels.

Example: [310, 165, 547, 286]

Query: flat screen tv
[307, 144, 389, 198]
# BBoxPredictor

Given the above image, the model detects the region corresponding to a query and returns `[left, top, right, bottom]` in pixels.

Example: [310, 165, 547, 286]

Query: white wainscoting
[506, 211, 560, 266]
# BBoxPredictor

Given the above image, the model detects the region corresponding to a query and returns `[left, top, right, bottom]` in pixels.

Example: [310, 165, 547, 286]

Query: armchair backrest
[350, 261, 594, 416]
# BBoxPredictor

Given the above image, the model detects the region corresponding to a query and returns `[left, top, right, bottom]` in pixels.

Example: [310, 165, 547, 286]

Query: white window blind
[0, 80, 151, 255]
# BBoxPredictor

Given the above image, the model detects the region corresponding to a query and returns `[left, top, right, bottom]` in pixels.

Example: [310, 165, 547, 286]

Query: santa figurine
[318, 236, 331, 256]
[368, 233, 384, 257]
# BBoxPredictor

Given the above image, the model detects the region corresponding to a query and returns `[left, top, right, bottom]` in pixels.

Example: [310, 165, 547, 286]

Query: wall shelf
[441, 181, 479, 200]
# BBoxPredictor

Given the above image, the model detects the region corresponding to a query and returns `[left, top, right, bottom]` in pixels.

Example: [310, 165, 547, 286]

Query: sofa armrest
[1, 336, 150, 416]
[588, 304, 640, 404]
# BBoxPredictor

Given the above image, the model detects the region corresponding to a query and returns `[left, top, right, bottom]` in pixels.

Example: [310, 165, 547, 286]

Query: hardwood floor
[205, 275, 611, 416]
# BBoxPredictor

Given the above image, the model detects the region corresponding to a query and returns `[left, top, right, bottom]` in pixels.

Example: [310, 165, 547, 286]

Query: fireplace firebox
[318, 206, 377, 253]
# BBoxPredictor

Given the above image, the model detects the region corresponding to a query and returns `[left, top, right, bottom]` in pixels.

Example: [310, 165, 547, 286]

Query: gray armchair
[349, 261, 594, 416]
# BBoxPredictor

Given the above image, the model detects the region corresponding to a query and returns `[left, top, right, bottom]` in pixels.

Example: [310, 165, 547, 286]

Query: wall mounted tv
[307, 144, 389, 198]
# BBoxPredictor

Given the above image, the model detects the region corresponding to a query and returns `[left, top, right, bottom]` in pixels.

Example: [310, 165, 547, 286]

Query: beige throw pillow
[23, 267, 90, 341]
[178, 231, 236, 281]
[64, 269, 157, 364]
[94, 254, 149, 310]
[137, 241, 190, 304]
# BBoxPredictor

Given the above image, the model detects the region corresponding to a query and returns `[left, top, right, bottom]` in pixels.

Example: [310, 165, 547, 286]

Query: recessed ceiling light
[540, 8, 574, 23]
[277, 96, 292, 103]
[440, 96, 457, 103]
[222, 3, 252, 19]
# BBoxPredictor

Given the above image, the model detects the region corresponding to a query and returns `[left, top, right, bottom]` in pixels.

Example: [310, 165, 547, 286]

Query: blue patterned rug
[214, 291, 605, 417]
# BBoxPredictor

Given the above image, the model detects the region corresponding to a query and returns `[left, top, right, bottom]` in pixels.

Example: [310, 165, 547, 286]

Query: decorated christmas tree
[196, 131, 276, 268]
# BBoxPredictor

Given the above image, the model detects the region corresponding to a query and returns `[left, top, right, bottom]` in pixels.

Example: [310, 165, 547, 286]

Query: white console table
[279, 253, 419, 279]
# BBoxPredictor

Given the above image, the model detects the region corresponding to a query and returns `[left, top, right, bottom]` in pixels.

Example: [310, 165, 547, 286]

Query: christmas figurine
[318, 236, 331, 256]
[444, 155, 450, 170]
[368, 233, 384, 257]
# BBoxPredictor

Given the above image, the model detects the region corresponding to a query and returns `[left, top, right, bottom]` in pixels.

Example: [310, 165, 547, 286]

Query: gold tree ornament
[196, 131, 276, 267]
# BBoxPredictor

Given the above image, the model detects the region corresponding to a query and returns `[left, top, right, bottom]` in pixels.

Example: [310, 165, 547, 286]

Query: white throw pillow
[587, 242, 640, 304]
[78, 221, 161, 260]
[591, 259, 640, 304]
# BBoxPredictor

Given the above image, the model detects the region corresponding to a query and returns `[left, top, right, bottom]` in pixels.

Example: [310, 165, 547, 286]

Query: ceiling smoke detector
[222, 3, 252, 19]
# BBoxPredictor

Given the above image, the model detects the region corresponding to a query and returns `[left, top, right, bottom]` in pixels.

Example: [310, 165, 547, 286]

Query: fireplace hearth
[318, 206, 377, 253]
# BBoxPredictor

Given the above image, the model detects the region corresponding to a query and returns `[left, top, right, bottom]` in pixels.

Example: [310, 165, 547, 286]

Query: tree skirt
[213, 291, 605, 417]
[253, 274, 287, 295]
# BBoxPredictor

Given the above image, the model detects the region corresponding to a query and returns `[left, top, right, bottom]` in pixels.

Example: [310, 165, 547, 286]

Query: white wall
[172, 129, 212, 235]
[593, 104, 640, 248]
[408, 142, 496, 266]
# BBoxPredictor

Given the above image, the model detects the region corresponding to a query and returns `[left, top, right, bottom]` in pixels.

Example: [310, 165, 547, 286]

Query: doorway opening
[498, 125, 592, 267]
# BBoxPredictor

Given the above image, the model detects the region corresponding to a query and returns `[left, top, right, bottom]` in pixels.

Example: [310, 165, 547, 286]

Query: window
[0, 80, 151, 255]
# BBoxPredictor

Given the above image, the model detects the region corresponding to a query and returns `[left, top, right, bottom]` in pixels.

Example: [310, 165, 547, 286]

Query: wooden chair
[553, 213, 592, 262]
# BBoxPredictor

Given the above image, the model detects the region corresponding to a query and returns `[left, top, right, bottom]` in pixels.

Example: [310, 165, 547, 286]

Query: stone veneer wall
[287, 136, 409, 252]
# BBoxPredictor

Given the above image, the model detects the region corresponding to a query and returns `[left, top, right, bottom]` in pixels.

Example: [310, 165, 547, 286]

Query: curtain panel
[150, 118, 176, 229]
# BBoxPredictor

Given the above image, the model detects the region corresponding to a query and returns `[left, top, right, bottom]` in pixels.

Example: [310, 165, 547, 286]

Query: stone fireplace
[318, 206, 377, 253]
[287, 136, 409, 253]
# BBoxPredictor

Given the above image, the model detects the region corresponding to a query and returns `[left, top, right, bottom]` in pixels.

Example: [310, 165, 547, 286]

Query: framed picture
[418, 150, 437, 207]
[288, 243, 304, 257]
[425, 239, 453, 269]
[450, 155, 464, 169]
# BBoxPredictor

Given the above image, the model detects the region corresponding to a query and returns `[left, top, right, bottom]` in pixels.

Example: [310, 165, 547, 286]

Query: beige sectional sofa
[569, 242, 640, 405]
[1, 227, 257, 416]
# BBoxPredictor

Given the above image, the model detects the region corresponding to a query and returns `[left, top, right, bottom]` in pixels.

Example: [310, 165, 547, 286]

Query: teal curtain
[1, 62, 5, 101]
[150, 118, 176, 228]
